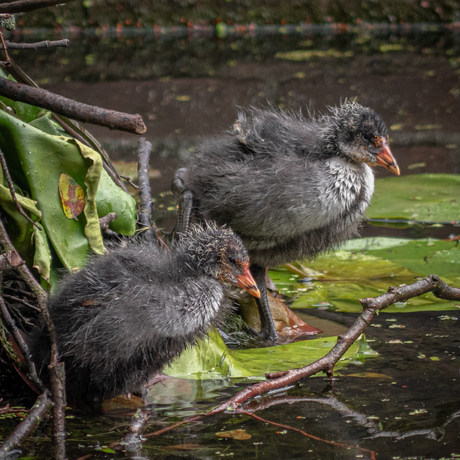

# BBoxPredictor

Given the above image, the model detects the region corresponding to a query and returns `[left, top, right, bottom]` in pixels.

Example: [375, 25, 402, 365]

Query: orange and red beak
[376, 137, 400, 176]
[237, 264, 261, 298]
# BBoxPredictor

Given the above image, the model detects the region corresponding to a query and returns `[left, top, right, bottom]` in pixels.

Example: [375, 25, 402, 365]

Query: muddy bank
[19, 0, 459, 29]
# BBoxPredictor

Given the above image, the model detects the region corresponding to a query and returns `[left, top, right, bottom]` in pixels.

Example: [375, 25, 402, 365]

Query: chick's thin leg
[250, 263, 279, 343]
[172, 168, 194, 240]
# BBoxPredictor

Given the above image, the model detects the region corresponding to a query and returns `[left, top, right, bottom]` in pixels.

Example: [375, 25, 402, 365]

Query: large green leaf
[0, 109, 136, 275]
[369, 174, 460, 222]
[165, 329, 374, 380]
[290, 237, 460, 313]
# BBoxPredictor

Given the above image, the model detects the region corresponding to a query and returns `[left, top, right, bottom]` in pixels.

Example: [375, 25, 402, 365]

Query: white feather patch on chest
[302, 157, 374, 230]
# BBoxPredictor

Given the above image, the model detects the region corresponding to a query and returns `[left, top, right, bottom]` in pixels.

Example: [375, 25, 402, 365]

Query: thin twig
[4, 39, 69, 50]
[144, 415, 203, 438]
[0, 32, 10, 66]
[119, 174, 139, 189]
[137, 137, 157, 244]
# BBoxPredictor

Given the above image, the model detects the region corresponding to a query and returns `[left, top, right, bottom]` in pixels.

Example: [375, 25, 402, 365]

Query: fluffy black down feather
[31, 224, 250, 406]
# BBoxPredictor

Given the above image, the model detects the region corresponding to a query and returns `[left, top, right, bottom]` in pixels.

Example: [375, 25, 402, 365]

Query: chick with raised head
[32, 224, 259, 407]
[172, 101, 400, 341]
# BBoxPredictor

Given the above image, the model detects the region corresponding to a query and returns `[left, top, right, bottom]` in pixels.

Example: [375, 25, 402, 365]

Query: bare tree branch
[106, 274, 460, 449]
[0, 0, 77, 14]
[137, 137, 157, 244]
[0, 392, 53, 456]
[207, 274, 460, 414]
[0, 77, 147, 134]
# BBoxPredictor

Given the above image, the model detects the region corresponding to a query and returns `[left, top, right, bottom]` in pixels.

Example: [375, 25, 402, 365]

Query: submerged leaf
[163, 444, 202, 451]
[216, 429, 251, 440]
[347, 372, 392, 379]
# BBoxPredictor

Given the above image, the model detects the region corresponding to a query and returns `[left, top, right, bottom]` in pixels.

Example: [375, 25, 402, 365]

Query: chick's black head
[324, 101, 399, 174]
[182, 223, 260, 297]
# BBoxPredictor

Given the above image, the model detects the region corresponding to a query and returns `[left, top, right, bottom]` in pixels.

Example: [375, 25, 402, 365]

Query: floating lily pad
[165, 329, 374, 380]
[369, 174, 460, 222]
[290, 237, 460, 314]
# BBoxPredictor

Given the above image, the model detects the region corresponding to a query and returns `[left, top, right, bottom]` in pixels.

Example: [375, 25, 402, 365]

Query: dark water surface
[3, 25, 460, 459]
[18, 25, 459, 234]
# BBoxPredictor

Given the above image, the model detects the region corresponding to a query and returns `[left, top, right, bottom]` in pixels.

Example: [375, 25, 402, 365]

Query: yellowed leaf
[347, 372, 392, 379]
[163, 444, 201, 451]
[58, 173, 85, 220]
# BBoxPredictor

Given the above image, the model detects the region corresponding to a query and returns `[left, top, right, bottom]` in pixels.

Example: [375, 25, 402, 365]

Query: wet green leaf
[0, 174, 41, 267]
[0, 109, 136, 275]
[369, 174, 460, 222]
[290, 237, 460, 313]
[33, 223, 51, 285]
[165, 329, 373, 380]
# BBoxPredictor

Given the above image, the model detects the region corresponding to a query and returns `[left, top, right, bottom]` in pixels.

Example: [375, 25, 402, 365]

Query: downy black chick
[172, 101, 400, 341]
[32, 224, 260, 408]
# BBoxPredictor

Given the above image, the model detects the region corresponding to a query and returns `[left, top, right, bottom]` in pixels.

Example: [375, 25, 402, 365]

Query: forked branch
[207, 274, 460, 414]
